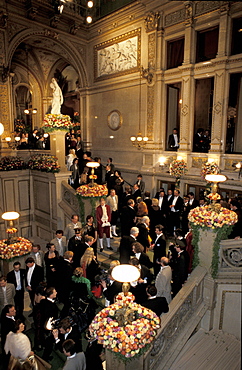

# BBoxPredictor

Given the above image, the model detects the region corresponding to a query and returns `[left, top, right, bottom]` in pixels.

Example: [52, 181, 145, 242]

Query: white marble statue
[50, 77, 63, 114]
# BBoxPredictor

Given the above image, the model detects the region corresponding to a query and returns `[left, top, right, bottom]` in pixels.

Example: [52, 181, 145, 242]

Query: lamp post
[111, 264, 140, 295]
[1, 211, 20, 244]
[86, 161, 100, 187]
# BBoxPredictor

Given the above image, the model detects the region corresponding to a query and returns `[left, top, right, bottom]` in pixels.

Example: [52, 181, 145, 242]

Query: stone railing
[219, 239, 242, 276]
[59, 180, 80, 218]
[143, 266, 208, 370]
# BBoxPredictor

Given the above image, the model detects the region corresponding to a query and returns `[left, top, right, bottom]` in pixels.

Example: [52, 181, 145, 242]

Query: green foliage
[191, 223, 233, 278]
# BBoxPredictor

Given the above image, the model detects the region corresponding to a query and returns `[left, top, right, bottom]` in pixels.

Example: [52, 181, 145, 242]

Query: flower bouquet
[0, 237, 32, 260]
[76, 184, 108, 198]
[201, 161, 219, 179]
[0, 156, 26, 171]
[28, 154, 60, 173]
[169, 159, 187, 177]
[188, 205, 238, 229]
[42, 114, 73, 132]
[89, 292, 160, 362]
[6, 228, 18, 234]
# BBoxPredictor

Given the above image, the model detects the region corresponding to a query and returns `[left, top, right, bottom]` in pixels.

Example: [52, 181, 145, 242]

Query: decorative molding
[0, 11, 8, 28]
[192, 157, 208, 168]
[147, 85, 155, 139]
[94, 28, 141, 81]
[195, 1, 220, 17]
[0, 84, 10, 131]
[181, 104, 189, 116]
[164, 8, 185, 27]
[214, 101, 222, 115]
[144, 11, 160, 33]
[219, 290, 240, 330]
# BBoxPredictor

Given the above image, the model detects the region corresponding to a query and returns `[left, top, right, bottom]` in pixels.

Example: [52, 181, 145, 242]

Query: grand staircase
[169, 328, 241, 370]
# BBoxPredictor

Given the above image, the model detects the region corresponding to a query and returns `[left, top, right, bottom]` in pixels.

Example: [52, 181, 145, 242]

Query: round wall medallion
[107, 110, 122, 131]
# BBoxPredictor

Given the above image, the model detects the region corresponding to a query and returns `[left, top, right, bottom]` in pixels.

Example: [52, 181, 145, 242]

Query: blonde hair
[110, 260, 120, 268]
[69, 149, 75, 155]
[152, 198, 159, 206]
[80, 247, 94, 266]
[73, 267, 83, 277]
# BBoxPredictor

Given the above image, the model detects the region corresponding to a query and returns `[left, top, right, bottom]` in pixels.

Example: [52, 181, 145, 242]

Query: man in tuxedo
[29, 244, 45, 268]
[141, 285, 169, 316]
[64, 214, 82, 242]
[156, 190, 169, 218]
[168, 189, 184, 235]
[51, 229, 67, 256]
[135, 174, 145, 197]
[132, 183, 141, 201]
[101, 268, 123, 305]
[0, 276, 15, 314]
[187, 192, 199, 211]
[120, 198, 136, 236]
[53, 317, 82, 353]
[1, 304, 17, 368]
[168, 127, 179, 150]
[58, 251, 74, 316]
[25, 257, 44, 305]
[7, 262, 25, 319]
[40, 287, 59, 361]
[151, 225, 167, 277]
[132, 242, 153, 269]
[143, 191, 152, 209]
[121, 186, 133, 208]
[172, 244, 189, 297]
[119, 226, 139, 263]
[129, 257, 153, 304]
[68, 228, 86, 268]
[155, 257, 172, 304]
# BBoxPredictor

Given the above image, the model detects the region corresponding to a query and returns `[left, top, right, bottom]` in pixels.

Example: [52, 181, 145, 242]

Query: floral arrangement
[0, 156, 26, 171]
[89, 292, 160, 362]
[188, 205, 237, 229]
[28, 154, 60, 173]
[169, 159, 187, 178]
[76, 184, 108, 198]
[42, 114, 73, 132]
[0, 237, 32, 260]
[207, 193, 221, 201]
[6, 228, 18, 234]
[201, 161, 219, 179]
[188, 203, 238, 278]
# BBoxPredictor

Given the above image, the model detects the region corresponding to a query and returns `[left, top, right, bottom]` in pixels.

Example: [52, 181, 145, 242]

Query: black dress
[44, 251, 60, 288]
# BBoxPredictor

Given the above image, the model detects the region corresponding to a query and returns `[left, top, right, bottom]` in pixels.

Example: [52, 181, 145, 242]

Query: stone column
[197, 228, 217, 272]
[49, 130, 68, 171]
[210, 67, 227, 154]
[105, 350, 144, 370]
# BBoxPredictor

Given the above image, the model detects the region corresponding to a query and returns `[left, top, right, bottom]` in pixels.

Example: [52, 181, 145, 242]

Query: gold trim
[94, 28, 141, 81]
[107, 110, 123, 131]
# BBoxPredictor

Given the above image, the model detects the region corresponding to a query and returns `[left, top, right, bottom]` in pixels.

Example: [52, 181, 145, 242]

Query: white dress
[5, 331, 31, 360]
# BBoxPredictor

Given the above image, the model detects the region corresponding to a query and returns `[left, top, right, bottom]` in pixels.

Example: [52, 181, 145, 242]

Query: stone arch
[6, 28, 88, 88]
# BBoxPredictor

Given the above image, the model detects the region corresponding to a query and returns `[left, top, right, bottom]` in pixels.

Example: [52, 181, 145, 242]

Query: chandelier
[130, 68, 148, 150]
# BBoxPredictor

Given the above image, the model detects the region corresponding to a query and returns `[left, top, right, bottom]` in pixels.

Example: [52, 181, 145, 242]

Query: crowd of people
[1, 156, 242, 369]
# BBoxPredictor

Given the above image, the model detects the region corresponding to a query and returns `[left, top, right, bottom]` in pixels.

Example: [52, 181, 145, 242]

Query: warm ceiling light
[15, 136, 21, 142]
[2, 211, 20, 221]
[32, 108, 37, 114]
[5, 137, 11, 142]
[86, 161, 100, 168]
[87, 0, 94, 8]
[86, 15, 92, 24]
[111, 264, 140, 283]
[24, 109, 30, 114]
[0, 123, 4, 135]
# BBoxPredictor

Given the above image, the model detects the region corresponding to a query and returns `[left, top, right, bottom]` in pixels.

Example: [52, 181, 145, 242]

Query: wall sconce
[5, 136, 21, 148]
[159, 156, 167, 168]
[0, 123, 4, 136]
[24, 108, 37, 115]
[235, 162, 242, 179]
